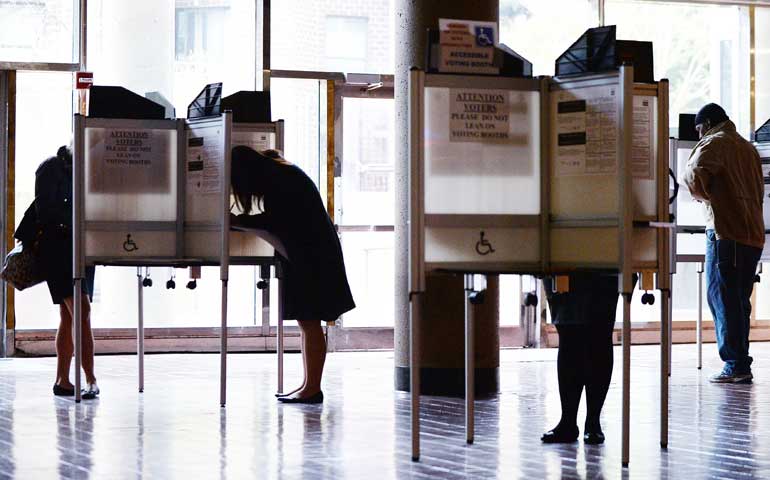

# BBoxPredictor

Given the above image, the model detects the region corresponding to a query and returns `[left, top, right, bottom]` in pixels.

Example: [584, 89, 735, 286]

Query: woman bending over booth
[230, 147, 355, 404]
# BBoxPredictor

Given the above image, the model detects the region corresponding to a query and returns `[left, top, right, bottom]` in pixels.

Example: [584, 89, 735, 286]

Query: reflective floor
[1, 343, 769, 479]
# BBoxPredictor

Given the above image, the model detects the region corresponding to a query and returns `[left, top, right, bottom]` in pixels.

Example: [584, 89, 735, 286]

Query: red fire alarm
[75, 71, 93, 89]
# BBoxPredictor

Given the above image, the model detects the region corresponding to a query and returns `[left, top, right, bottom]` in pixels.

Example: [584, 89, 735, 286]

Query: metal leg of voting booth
[621, 293, 632, 467]
[409, 291, 422, 461]
[259, 265, 271, 335]
[276, 266, 285, 394]
[220, 278, 228, 407]
[464, 274, 476, 445]
[137, 268, 145, 393]
[74, 281, 83, 403]
[697, 262, 704, 370]
[660, 287, 670, 449]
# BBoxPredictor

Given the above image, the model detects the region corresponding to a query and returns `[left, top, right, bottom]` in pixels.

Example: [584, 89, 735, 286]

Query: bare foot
[286, 388, 321, 400]
[275, 385, 303, 398]
[56, 380, 75, 390]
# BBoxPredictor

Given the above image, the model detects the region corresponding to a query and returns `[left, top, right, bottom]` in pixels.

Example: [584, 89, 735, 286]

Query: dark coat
[235, 163, 355, 321]
[543, 273, 619, 326]
[33, 147, 94, 304]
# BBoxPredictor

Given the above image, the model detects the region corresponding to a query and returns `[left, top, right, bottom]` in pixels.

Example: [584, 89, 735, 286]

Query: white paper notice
[632, 96, 655, 179]
[554, 86, 618, 176]
[90, 128, 170, 193]
[187, 129, 224, 195]
[232, 131, 272, 151]
[449, 89, 521, 144]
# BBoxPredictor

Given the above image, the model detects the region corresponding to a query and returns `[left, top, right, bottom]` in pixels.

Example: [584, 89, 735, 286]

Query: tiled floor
[1, 343, 769, 479]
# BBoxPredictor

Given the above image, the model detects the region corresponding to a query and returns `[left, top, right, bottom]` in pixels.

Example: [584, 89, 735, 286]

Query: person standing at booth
[540, 273, 620, 445]
[35, 146, 98, 398]
[682, 103, 764, 384]
[230, 147, 355, 404]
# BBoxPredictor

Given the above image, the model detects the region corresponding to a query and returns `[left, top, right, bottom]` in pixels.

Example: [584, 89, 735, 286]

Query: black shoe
[53, 384, 75, 397]
[541, 425, 579, 443]
[81, 383, 100, 400]
[277, 391, 324, 404]
[584, 430, 605, 445]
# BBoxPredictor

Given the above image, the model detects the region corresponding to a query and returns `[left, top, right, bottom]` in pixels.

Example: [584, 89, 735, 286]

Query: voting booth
[72, 88, 285, 404]
[757, 139, 770, 261]
[407, 52, 671, 465]
[668, 134, 707, 369]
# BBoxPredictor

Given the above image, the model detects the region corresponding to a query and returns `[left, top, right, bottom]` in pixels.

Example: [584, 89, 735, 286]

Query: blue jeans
[705, 230, 762, 374]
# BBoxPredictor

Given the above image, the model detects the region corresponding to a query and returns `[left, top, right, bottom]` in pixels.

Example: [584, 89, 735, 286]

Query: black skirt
[39, 226, 95, 305]
[544, 273, 619, 326]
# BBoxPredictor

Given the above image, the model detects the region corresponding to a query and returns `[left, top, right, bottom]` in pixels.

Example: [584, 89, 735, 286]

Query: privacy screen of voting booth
[72, 84, 284, 404]
[408, 25, 670, 468]
[184, 85, 284, 263]
[669, 114, 706, 260]
[757, 120, 770, 261]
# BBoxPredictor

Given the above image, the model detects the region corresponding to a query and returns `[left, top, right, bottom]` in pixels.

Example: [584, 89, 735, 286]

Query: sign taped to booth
[553, 85, 618, 176]
[186, 130, 224, 195]
[88, 127, 172, 193]
[449, 88, 527, 145]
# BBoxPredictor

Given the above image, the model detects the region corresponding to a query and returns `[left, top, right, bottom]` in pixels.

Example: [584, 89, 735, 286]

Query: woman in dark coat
[230, 146, 355, 404]
[540, 272, 620, 444]
[35, 146, 98, 399]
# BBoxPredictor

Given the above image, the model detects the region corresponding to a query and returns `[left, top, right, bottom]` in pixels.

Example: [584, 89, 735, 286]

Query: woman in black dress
[230, 147, 355, 404]
[540, 273, 620, 444]
[35, 146, 98, 399]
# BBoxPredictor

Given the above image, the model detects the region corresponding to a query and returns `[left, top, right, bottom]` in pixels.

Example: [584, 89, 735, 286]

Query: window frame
[5, 0, 770, 356]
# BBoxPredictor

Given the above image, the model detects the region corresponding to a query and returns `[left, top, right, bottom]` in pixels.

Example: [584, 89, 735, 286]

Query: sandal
[81, 383, 100, 400]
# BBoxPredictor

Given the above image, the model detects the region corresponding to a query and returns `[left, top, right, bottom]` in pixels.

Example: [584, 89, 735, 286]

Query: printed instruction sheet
[553, 85, 618, 176]
[187, 128, 224, 195]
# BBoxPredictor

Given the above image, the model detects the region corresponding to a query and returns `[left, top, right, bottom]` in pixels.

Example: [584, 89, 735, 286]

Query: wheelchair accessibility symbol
[474, 26, 494, 47]
[123, 234, 139, 252]
[475, 231, 495, 256]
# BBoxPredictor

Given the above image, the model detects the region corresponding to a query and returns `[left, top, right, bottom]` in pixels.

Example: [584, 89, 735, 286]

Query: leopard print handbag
[1, 242, 45, 291]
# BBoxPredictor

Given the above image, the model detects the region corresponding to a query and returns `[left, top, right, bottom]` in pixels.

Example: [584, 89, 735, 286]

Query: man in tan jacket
[682, 103, 764, 384]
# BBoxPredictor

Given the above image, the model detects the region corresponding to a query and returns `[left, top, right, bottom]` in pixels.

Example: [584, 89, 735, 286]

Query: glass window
[340, 232, 394, 327]
[11, 1, 260, 331]
[339, 97, 393, 226]
[499, 0, 599, 77]
[87, 0, 255, 117]
[334, 96, 394, 328]
[13, 71, 74, 329]
[269, 78, 325, 187]
[499, 275, 523, 327]
[325, 16, 368, 73]
[271, 0, 394, 74]
[175, 7, 227, 63]
[606, 1, 751, 136]
[757, 7, 770, 131]
[0, 0, 77, 63]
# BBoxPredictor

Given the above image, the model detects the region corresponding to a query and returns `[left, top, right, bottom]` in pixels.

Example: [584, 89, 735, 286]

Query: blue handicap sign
[475, 26, 494, 47]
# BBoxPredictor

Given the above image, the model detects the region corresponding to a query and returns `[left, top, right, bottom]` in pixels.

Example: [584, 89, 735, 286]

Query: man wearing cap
[682, 103, 764, 383]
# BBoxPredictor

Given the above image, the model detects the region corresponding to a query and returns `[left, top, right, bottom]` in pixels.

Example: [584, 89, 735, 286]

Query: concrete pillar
[394, 0, 500, 396]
